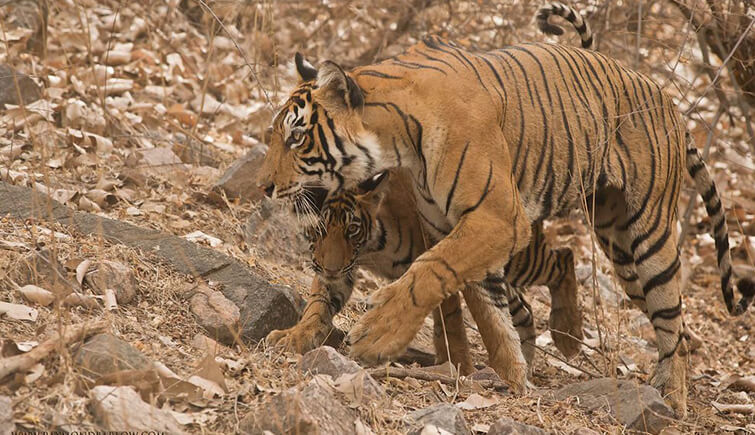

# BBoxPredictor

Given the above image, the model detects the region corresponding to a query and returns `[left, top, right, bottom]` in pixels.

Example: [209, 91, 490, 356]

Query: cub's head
[308, 171, 389, 282]
[257, 53, 381, 206]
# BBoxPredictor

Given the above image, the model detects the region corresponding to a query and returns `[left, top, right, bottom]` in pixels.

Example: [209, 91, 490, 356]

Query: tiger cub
[268, 169, 536, 383]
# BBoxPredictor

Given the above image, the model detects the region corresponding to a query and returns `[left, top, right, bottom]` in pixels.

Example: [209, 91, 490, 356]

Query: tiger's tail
[536, 2, 593, 50]
[686, 133, 755, 315]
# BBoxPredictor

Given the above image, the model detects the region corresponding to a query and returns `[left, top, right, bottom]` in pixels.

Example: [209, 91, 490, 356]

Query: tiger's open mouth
[292, 186, 329, 217]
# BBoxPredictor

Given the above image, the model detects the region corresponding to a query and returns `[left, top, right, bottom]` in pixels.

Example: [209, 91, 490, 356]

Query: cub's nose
[261, 183, 275, 198]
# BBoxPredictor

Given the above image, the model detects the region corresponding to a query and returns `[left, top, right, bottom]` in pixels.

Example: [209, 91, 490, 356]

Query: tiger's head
[257, 53, 382, 207]
[307, 171, 389, 282]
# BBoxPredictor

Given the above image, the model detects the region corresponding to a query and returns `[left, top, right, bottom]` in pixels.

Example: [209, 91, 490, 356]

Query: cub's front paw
[347, 282, 428, 364]
[266, 323, 331, 354]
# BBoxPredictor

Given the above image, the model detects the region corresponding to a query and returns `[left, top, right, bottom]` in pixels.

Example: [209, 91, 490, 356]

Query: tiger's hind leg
[593, 187, 688, 417]
[432, 293, 474, 375]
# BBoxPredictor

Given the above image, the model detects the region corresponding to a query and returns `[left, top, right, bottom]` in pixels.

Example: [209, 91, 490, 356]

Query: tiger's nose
[261, 183, 275, 198]
[323, 267, 341, 278]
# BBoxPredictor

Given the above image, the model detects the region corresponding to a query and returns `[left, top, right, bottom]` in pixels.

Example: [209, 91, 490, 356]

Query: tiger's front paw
[347, 281, 428, 364]
[266, 322, 332, 354]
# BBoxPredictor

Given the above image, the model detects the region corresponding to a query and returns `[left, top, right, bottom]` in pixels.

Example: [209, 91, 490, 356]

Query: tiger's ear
[355, 171, 390, 205]
[295, 52, 318, 82]
[316, 60, 364, 111]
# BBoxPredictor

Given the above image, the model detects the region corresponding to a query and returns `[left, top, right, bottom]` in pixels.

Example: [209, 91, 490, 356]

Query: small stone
[0, 395, 13, 435]
[90, 386, 185, 434]
[0, 65, 41, 108]
[85, 260, 137, 304]
[11, 247, 67, 296]
[334, 370, 386, 404]
[468, 367, 503, 383]
[213, 146, 266, 202]
[189, 285, 241, 345]
[192, 333, 231, 354]
[407, 403, 471, 435]
[240, 377, 359, 435]
[554, 378, 674, 434]
[488, 417, 550, 435]
[74, 334, 151, 381]
[569, 428, 600, 435]
[299, 346, 361, 377]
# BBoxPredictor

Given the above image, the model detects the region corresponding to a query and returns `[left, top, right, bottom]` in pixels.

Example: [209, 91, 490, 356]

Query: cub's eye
[287, 129, 305, 149]
[346, 223, 360, 237]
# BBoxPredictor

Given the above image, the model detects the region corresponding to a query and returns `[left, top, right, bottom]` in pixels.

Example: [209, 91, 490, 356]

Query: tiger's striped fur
[257, 13, 754, 416]
[268, 169, 536, 384]
[537, 2, 594, 49]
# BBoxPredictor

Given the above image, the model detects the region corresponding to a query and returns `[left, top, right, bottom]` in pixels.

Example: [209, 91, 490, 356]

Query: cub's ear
[316, 60, 364, 111]
[295, 52, 318, 82]
[355, 171, 390, 205]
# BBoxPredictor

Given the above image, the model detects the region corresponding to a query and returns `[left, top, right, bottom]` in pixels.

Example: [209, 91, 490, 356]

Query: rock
[0, 395, 13, 434]
[244, 197, 309, 265]
[0, 181, 303, 342]
[213, 146, 267, 202]
[0, 65, 41, 108]
[595, 273, 629, 307]
[468, 367, 503, 383]
[74, 334, 151, 381]
[173, 135, 219, 167]
[488, 417, 550, 435]
[569, 428, 600, 435]
[85, 260, 137, 304]
[553, 378, 674, 434]
[333, 370, 386, 404]
[240, 377, 360, 435]
[192, 333, 232, 354]
[189, 285, 241, 345]
[299, 346, 361, 377]
[90, 386, 185, 434]
[406, 403, 471, 435]
[11, 247, 68, 296]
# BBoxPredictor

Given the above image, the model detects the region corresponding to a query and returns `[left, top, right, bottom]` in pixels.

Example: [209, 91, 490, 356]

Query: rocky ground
[1, 1, 754, 434]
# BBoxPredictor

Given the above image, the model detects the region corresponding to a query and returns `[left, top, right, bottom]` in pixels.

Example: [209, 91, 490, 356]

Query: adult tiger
[257, 4, 754, 417]
[267, 169, 538, 384]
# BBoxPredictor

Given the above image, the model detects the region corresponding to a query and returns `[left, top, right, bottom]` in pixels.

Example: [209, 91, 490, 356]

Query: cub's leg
[432, 293, 474, 375]
[347, 135, 533, 366]
[506, 224, 583, 358]
[477, 274, 537, 366]
[593, 187, 688, 418]
[267, 276, 351, 353]
[463, 279, 528, 392]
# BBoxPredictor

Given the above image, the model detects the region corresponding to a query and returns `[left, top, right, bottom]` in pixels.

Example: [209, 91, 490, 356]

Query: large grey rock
[0, 65, 41, 108]
[488, 417, 550, 435]
[406, 403, 471, 435]
[240, 377, 359, 435]
[213, 147, 266, 202]
[90, 386, 185, 434]
[189, 284, 241, 345]
[553, 378, 674, 434]
[74, 334, 151, 381]
[299, 346, 360, 377]
[0, 181, 302, 342]
[0, 395, 13, 434]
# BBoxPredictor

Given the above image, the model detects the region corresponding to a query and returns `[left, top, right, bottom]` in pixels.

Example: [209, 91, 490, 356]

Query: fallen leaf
[17, 285, 55, 306]
[24, 363, 45, 384]
[184, 231, 222, 248]
[104, 289, 118, 311]
[455, 393, 499, 410]
[0, 301, 38, 321]
[712, 401, 755, 415]
[76, 259, 92, 287]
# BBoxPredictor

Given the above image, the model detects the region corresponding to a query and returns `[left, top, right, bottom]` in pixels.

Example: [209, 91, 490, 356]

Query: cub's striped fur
[268, 169, 536, 383]
[258, 4, 754, 417]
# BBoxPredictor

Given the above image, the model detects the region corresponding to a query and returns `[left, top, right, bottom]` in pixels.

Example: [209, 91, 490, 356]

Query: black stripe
[445, 142, 470, 214]
[643, 258, 681, 296]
